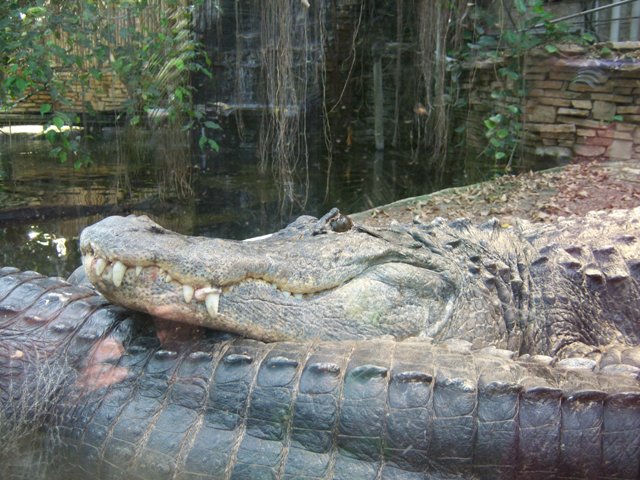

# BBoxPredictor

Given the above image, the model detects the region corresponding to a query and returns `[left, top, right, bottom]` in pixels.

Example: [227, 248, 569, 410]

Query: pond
[0, 122, 496, 278]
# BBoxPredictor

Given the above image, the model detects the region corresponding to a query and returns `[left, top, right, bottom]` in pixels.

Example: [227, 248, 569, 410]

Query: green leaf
[477, 35, 498, 48]
[208, 139, 220, 151]
[39, 103, 52, 115]
[514, 0, 527, 14]
[14, 77, 28, 95]
[484, 119, 497, 131]
[544, 44, 558, 54]
[613, 114, 624, 122]
[495, 151, 507, 160]
[25, 6, 47, 18]
[507, 105, 520, 115]
[490, 137, 503, 148]
[496, 128, 509, 139]
[503, 31, 518, 46]
[52, 116, 65, 130]
[499, 68, 520, 81]
[204, 120, 221, 130]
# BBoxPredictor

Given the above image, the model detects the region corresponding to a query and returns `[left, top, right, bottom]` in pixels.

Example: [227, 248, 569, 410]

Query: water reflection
[0, 124, 486, 277]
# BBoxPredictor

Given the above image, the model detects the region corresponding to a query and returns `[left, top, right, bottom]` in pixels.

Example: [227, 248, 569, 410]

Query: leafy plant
[460, 0, 591, 170]
[1, 1, 219, 166]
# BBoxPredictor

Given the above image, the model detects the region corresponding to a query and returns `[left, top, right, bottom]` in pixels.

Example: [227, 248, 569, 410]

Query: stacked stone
[459, 42, 640, 163]
[524, 44, 640, 161]
[6, 70, 129, 115]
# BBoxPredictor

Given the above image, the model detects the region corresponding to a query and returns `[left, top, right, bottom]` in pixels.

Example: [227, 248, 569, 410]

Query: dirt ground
[352, 159, 640, 227]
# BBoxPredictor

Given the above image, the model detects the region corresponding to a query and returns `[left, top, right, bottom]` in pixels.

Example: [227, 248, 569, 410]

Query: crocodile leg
[1, 269, 639, 480]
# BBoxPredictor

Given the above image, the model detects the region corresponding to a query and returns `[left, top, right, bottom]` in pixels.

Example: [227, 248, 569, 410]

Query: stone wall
[7, 70, 129, 115]
[458, 42, 640, 164]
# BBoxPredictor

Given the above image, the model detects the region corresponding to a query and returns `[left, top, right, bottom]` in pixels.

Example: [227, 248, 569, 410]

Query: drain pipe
[372, 42, 385, 151]
[532, 0, 638, 29]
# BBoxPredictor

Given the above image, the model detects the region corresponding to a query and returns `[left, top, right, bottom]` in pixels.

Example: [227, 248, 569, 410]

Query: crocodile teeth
[135, 266, 143, 276]
[183, 285, 194, 303]
[95, 258, 107, 276]
[294, 293, 303, 300]
[165, 274, 173, 283]
[205, 292, 220, 316]
[112, 261, 127, 287]
[82, 254, 94, 271]
[194, 286, 221, 302]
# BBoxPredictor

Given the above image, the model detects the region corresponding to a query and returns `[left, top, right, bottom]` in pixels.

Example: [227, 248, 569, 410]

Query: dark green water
[0, 126, 479, 277]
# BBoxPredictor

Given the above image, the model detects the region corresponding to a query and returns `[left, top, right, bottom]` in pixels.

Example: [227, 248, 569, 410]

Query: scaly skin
[1, 268, 639, 479]
[80, 208, 640, 361]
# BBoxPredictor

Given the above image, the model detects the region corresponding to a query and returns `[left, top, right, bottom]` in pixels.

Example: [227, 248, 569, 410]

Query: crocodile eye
[148, 226, 166, 235]
[330, 214, 353, 233]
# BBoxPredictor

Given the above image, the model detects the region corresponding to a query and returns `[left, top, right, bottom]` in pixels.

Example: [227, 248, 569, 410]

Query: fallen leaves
[360, 159, 640, 227]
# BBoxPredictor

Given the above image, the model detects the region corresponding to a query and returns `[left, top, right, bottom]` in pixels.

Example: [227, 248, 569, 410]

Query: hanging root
[258, 0, 324, 212]
[416, 0, 469, 169]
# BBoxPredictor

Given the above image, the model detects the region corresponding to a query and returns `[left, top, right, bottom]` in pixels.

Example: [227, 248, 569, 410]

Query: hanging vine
[415, 0, 469, 170]
[258, 0, 325, 212]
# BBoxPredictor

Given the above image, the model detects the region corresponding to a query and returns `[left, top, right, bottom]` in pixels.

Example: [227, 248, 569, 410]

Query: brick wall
[8, 70, 129, 114]
[458, 42, 640, 164]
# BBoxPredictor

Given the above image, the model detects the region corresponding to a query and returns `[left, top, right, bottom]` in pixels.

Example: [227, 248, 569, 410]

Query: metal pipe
[631, 1, 640, 40]
[372, 42, 384, 151]
[610, 3, 622, 41]
[533, 0, 637, 29]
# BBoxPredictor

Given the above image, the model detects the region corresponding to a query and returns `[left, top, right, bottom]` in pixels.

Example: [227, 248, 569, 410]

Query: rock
[573, 145, 606, 157]
[526, 105, 557, 123]
[571, 100, 592, 109]
[607, 140, 633, 159]
[592, 100, 616, 120]
[535, 146, 572, 159]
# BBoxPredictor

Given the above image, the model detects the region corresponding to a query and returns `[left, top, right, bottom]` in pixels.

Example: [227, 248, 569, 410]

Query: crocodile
[80, 207, 640, 360]
[1, 208, 640, 479]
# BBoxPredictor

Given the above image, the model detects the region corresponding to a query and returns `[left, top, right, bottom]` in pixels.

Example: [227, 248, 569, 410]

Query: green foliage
[1, 1, 218, 167]
[460, 0, 592, 170]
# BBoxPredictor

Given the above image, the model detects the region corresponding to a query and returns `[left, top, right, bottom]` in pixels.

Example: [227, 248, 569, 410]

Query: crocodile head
[79, 212, 501, 342]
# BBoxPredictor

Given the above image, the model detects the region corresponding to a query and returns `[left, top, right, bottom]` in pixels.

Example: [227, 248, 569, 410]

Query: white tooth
[205, 292, 220, 316]
[282, 291, 291, 298]
[194, 285, 221, 301]
[95, 258, 107, 276]
[294, 293, 303, 300]
[112, 261, 127, 287]
[82, 254, 94, 270]
[166, 274, 172, 283]
[135, 266, 143, 276]
[183, 285, 194, 303]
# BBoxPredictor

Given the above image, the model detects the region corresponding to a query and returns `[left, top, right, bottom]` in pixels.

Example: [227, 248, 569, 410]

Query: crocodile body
[1, 268, 639, 479]
[2, 207, 640, 478]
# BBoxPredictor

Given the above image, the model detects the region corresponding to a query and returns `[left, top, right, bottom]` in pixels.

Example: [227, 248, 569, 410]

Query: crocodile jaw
[81, 252, 300, 341]
[80, 250, 457, 341]
[79, 215, 460, 341]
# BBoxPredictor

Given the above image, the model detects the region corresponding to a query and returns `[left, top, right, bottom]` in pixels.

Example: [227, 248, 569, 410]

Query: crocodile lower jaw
[82, 253, 315, 319]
